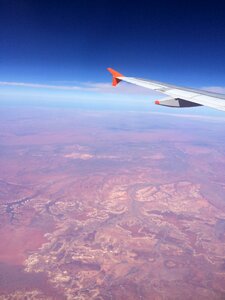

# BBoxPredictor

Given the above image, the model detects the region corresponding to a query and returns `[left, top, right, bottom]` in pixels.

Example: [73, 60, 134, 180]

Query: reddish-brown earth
[0, 226, 46, 265]
[0, 105, 225, 299]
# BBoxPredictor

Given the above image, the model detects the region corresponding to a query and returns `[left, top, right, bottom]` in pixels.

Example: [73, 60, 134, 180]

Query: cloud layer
[201, 86, 225, 94]
[0, 81, 159, 98]
[1, 80, 225, 98]
[0, 81, 81, 90]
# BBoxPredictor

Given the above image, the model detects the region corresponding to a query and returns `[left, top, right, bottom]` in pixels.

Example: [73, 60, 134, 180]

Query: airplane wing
[107, 68, 225, 112]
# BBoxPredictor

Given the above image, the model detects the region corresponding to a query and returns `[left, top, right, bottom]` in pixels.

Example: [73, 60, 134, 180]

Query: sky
[1, 0, 225, 112]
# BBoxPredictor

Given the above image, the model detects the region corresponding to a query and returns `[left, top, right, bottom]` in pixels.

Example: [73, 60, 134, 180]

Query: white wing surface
[107, 68, 225, 112]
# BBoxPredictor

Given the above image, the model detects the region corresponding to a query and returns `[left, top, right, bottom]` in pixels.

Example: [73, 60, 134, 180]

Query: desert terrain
[0, 105, 225, 299]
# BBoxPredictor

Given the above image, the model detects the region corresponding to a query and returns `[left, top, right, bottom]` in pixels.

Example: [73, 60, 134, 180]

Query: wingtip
[107, 67, 124, 87]
[107, 67, 124, 78]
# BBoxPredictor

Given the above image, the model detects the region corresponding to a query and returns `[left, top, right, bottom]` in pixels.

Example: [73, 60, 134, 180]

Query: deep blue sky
[1, 0, 225, 102]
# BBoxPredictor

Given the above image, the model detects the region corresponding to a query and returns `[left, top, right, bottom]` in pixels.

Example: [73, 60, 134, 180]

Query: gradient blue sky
[1, 0, 225, 112]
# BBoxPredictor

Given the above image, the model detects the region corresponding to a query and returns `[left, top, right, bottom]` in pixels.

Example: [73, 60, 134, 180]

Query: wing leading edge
[107, 68, 225, 112]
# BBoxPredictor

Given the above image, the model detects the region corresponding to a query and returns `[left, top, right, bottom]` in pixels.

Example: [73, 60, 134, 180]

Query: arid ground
[1, 104, 225, 299]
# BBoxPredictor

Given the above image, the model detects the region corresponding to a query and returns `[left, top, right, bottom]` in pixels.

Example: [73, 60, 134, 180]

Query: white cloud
[201, 86, 225, 94]
[0, 80, 159, 96]
[0, 81, 82, 90]
[2, 80, 225, 101]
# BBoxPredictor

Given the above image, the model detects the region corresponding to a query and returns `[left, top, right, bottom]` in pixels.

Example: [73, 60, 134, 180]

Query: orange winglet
[107, 68, 124, 87]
